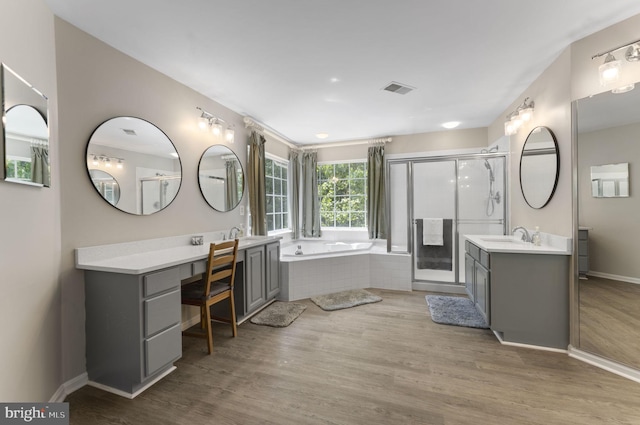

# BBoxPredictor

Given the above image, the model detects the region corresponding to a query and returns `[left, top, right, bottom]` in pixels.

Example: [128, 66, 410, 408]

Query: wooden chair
[181, 239, 239, 354]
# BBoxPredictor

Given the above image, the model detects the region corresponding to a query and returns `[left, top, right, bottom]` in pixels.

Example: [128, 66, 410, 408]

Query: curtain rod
[243, 117, 298, 149]
[302, 137, 392, 150]
[244, 117, 392, 151]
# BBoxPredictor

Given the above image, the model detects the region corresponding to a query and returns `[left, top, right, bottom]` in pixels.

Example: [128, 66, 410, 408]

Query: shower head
[484, 159, 495, 182]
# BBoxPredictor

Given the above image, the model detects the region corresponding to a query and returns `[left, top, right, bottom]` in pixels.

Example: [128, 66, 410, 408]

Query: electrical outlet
[239, 205, 244, 216]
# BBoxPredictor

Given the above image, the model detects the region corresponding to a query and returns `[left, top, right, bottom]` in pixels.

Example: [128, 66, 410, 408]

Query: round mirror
[198, 145, 244, 212]
[519, 126, 559, 209]
[86, 117, 182, 215]
[89, 169, 121, 206]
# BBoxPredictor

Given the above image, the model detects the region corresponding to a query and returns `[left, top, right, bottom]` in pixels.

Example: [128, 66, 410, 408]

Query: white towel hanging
[422, 218, 444, 246]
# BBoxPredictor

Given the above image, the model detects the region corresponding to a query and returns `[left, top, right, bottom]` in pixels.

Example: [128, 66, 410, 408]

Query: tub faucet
[228, 226, 241, 240]
[512, 226, 532, 243]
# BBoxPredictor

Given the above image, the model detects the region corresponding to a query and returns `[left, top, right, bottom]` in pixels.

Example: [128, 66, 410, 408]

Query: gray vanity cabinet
[84, 267, 182, 395]
[490, 253, 569, 349]
[244, 241, 282, 314]
[464, 241, 491, 325]
[578, 228, 589, 278]
[266, 241, 281, 300]
[245, 245, 266, 313]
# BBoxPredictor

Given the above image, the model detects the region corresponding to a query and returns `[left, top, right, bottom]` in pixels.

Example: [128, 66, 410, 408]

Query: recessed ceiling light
[315, 133, 329, 139]
[330, 77, 340, 83]
[442, 121, 461, 129]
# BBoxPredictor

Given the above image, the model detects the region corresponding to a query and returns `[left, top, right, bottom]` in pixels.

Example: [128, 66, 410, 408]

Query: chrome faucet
[228, 226, 241, 240]
[512, 226, 532, 243]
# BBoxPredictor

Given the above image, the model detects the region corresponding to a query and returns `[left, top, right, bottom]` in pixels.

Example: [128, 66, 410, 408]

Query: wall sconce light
[196, 107, 234, 143]
[593, 38, 640, 92]
[88, 154, 124, 170]
[503, 97, 534, 136]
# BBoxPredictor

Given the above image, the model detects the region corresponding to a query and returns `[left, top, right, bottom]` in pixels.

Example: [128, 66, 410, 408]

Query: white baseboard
[587, 271, 640, 285]
[493, 331, 568, 353]
[568, 346, 640, 384]
[412, 281, 466, 294]
[88, 366, 176, 399]
[49, 372, 88, 402]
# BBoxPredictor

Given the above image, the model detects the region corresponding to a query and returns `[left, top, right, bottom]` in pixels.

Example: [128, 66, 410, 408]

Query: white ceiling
[45, 0, 640, 144]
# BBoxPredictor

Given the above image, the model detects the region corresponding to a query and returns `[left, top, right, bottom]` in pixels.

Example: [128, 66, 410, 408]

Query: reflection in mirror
[198, 145, 244, 212]
[576, 83, 640, 372]
[1, 64, 49, 187]
[89, 169, 120, 206]
[590, 163, 629, 197]
[519, 126, 559, 209]
[86, 117, 181, 215]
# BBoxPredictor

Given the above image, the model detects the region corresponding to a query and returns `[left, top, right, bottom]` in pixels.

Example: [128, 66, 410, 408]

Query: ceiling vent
[122, 128, 137, 136]
[382, 81, 415, 95]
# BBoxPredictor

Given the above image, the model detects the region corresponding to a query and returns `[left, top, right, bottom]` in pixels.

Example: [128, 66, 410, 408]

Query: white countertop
[76, 235, 282, 275]
[465, 234, 571, 255]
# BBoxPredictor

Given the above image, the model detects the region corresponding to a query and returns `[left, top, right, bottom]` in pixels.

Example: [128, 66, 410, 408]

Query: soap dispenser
[531, 226, 541, 246]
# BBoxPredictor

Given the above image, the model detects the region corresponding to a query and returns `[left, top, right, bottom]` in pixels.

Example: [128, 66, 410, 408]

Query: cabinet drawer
[466, 242, 480, 261]
[144, 289, 181, 337]
[144, 267, 180, 297]
[144, 323, 181, 377]
[191, 260, 207, 276]
[578, 229, 588, 241]
[479, 249, 490, 269]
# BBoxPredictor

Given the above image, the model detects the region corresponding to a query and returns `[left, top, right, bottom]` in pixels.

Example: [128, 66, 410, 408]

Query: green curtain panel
[302, 150, 321, 238]
[248, 131, 267, 235]
[30, 145, 50, 186]
[367, 144, 386, 239]
[225, 159, 239, 210]
[289, 149, 302, 239]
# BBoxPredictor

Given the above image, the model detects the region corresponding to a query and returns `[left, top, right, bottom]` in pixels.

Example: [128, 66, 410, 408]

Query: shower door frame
[386, 152, 508, 291]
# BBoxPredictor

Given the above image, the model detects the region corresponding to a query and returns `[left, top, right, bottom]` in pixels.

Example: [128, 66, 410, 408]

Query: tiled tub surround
[279, 240, 411, 301]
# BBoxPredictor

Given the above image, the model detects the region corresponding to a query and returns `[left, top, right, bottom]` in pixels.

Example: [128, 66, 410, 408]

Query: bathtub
[279, 238, 411, 301]
[281, 240, 372, 258]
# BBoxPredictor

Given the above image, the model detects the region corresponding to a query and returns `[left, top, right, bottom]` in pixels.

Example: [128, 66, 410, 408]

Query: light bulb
[599, 53, 621, 86]
[225, 127, 235, 143]
[92, 155, 99, 166]
[105, 158, 112, 168]
[116, 159, 123, 169]
[198, 114, 208, 130]
[212, 120, 222, 136]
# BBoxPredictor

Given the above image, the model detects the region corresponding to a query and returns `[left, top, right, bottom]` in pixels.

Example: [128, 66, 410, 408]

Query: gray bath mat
[425, 295, 489, 329]
[250, 302, 307, 327]
[311, 289, 382, 311]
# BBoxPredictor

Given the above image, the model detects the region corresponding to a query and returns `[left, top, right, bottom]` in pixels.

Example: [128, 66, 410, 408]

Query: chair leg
[200, 306, 206, 330]
[204, 304, 214, 354]
[229, 292, 238, 338]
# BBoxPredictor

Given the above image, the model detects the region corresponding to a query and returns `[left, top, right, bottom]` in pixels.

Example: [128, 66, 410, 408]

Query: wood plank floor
[66, 289, 640, 424]
[579, 276, 640, 370]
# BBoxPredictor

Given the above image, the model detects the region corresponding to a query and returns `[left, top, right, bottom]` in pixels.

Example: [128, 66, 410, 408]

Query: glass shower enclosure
[387, 153, 506, 291]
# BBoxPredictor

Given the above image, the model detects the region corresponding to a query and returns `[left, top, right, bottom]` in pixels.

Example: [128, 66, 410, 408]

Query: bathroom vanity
[76, 234, 281, 398]
[465, 234, 571, 350]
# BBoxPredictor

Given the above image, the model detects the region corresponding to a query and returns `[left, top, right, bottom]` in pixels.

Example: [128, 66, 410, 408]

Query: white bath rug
[310, 289, 382, 311]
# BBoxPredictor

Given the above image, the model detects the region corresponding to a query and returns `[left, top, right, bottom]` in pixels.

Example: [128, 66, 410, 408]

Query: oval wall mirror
[198, 145, 244, 212]
[519, 126, 559, 209]
[1, 64, 50, 187]
[85, 117, 182, 215]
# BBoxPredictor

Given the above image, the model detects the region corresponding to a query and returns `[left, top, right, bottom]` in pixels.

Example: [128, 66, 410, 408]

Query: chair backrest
[203, 239, 239, 296]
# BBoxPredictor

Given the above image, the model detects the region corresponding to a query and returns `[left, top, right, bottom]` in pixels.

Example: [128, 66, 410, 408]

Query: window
[318, 161, 367, 228]
[5, 156, 32, 181]
[265, 157, 289, 232]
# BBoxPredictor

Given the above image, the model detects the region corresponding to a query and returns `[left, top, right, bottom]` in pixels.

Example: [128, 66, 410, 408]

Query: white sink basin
[480, 237, 523, 244]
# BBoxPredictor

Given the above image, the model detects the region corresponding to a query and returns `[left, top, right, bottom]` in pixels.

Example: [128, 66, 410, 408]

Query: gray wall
[578, 123, 640, 278]
[0, 0, 61, 401]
